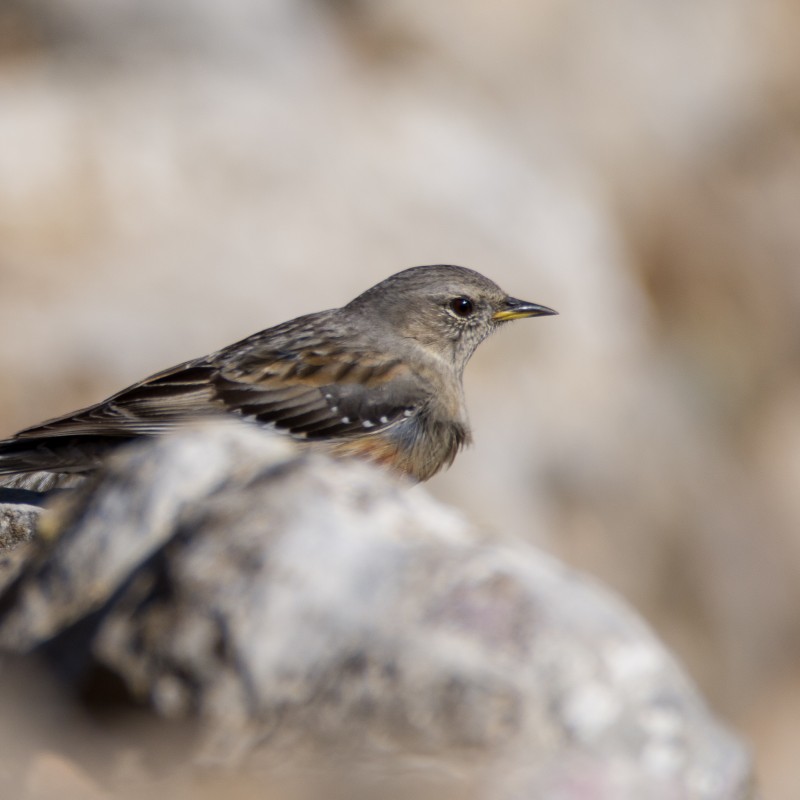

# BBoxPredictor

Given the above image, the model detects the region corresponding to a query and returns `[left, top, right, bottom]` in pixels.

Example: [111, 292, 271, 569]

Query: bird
[0, 265, 556, 490]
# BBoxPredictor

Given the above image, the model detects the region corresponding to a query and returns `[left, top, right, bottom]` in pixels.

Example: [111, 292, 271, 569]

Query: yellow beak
[493, 297, 558, 322]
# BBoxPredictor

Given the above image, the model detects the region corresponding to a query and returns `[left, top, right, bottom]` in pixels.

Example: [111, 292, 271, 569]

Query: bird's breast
[319, 411, 470, 482]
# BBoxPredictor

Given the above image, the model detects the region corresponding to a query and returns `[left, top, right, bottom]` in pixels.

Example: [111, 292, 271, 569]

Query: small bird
[0, 265, 555, 490]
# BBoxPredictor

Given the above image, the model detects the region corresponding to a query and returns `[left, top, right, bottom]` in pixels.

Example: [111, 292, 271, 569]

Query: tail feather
[0, 434, 136, 476]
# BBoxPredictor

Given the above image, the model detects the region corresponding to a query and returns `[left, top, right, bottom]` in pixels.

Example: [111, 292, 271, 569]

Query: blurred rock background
[0, 0, 798, 796]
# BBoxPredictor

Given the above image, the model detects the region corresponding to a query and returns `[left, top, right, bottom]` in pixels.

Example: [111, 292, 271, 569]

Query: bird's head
[346, 264, 557, 374]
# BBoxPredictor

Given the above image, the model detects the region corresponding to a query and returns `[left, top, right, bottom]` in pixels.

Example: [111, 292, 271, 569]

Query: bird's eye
[448, 297, 475, 317]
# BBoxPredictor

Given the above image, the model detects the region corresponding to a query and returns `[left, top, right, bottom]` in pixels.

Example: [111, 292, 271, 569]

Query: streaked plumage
[0, 265, 556, 489]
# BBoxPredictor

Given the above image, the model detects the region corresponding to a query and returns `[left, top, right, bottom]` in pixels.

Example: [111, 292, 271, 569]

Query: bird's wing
[10, 362, 220, 440]
[0, 361, 220, 476]
[8, 345, 430, 446]
[213, 345, 429, 439]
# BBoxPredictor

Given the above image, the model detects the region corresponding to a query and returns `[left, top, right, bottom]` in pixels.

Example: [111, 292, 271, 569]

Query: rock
[0, 421, 756, 799]
[0, 500, 40, 551]
[0, 500, 41, 594]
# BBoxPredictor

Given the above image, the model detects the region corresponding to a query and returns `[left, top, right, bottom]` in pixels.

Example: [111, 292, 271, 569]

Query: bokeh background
[1, 1, 799, 796]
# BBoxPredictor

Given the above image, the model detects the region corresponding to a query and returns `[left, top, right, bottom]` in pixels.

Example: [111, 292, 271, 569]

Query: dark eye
[448, 297, 475, 317]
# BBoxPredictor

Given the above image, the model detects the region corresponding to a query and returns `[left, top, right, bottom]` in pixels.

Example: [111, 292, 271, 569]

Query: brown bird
[0, 265, 555, 490]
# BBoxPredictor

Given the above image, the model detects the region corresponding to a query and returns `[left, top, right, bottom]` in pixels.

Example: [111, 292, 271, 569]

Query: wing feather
[12, 362, 218, 440]
[0, 337, 434, 476]
[213, 348, 427, 439]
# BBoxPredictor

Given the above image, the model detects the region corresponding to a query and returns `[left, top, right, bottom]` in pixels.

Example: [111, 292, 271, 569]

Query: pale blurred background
[1, 1, 799, 796]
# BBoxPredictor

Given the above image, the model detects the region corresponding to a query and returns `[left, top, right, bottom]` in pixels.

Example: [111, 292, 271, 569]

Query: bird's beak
[493, 297, 558, 322]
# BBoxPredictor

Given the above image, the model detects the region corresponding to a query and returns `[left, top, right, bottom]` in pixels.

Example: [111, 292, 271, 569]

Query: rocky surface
[0, 500, 39, 551]
[0, 423, 755, 799]
[0, 499, 41, 595]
